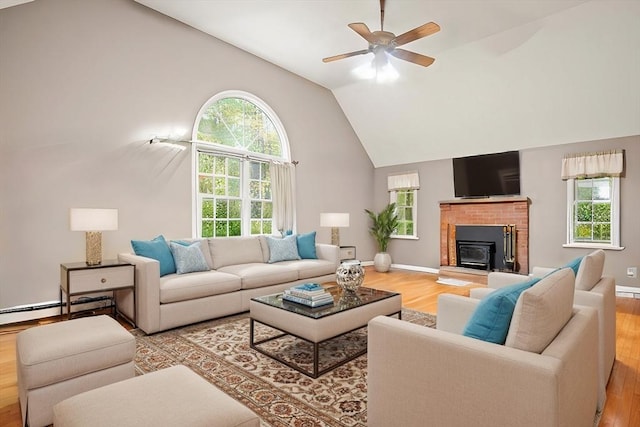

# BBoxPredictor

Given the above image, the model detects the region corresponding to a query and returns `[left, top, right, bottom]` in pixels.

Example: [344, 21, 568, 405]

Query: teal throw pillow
[296, 231, 317, 259]
[463, 277, 541, 344]
[169, 241, 209, 274]
[564, 256, 583, 276]
[266, 235, 301, 263]
[131, 235, 176, 277]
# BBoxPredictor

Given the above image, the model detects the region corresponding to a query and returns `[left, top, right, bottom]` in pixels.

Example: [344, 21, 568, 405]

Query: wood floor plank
[0, 267, 638, 426]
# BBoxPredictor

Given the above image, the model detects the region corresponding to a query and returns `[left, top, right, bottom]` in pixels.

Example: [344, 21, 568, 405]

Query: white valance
[561, 149, 624, 180]
[388, 172, 420, 191]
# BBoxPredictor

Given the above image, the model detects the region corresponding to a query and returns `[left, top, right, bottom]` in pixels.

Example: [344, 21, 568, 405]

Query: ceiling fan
[322, 0, 440, 68]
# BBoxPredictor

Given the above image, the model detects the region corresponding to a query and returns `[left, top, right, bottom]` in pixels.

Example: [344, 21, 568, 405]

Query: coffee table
[249, 286, 401, 378]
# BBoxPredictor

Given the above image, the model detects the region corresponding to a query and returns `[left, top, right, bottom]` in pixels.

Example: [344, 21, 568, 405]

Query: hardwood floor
[0, 267, 638, 426]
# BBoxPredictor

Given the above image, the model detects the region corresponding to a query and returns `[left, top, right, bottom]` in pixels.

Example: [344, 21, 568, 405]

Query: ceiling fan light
[376, 59, 399, 83]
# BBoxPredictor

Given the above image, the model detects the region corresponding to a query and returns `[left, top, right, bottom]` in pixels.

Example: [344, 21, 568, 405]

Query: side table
[339, 245, 356, 261]
[60, 260, 136, 326]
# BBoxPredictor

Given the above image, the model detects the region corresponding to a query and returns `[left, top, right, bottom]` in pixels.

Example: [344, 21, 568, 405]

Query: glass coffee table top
[251, 286, 400, 319]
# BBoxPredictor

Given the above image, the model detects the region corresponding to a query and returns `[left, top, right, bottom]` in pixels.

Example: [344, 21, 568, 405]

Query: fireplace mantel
[440, 197, 530, 273]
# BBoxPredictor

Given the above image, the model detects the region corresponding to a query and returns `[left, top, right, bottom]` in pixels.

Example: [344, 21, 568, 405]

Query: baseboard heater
[0, 295, 113, 315]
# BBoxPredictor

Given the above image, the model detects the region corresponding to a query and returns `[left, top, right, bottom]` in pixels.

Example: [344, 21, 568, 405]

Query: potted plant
[365, 203, 399, 272]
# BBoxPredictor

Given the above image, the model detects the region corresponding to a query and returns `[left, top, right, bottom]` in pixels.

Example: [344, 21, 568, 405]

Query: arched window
[192, 91, 290, 238]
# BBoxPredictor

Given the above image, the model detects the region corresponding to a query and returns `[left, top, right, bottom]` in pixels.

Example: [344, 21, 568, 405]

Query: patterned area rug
[133, 308, 436, 427]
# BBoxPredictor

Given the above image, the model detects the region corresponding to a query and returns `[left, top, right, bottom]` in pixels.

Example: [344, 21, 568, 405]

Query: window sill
[563, 243, 625, 251]
[391, 236, 419, 240]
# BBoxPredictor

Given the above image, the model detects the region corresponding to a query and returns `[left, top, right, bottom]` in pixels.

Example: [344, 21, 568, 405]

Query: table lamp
[320, 213, 349, 246]
[70, 208, 118, 265]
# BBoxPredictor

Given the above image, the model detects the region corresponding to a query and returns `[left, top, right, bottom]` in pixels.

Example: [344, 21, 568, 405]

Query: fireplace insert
[456, 240, 495, 271]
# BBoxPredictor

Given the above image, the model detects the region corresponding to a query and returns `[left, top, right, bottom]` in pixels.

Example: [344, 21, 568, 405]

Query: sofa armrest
[436, 294, 479, 334]
[315, 243, 339, 268]
[367, 309, 598, 427]
[469, 287, 495, 299]
[117, 253, 162, 334]
[487, 271, 532, 289]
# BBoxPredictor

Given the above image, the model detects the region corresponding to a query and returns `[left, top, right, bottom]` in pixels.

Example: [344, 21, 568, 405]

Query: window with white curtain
[192, 91, 292, 238]
[562, 150, 624, 249]
[388, 172, 419, 239]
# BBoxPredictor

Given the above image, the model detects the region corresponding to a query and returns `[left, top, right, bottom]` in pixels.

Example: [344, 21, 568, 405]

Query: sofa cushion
[159, 271, 241, 304]
[169, 241, 210, 274]
[277, 259, 336, 280]
[131, 235, 176, 277]
[462, 277, 540, 344]
[174, 239, 214, 270]
[266, 235, 301, 263]
[208, 237, 264, 269]
[564, 256, 583, 276]
[217, 263, 298, 289]
[575, 249, 605, 291]
[296, 231, 318, 259]
[505, 268, 575, 353]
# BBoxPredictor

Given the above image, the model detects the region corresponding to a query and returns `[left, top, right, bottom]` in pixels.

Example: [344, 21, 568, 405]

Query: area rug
[132, 308, 436, 427]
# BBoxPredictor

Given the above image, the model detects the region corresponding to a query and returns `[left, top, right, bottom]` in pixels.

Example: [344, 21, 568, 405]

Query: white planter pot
[373, 252, 392, 273]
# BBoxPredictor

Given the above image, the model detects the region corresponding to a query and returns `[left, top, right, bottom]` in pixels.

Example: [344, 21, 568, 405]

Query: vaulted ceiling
[12, 0, 640, 167]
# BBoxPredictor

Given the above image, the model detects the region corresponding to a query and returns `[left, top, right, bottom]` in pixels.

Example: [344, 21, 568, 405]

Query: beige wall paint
[0, 0, 374, 309]
[374, 136, 640, 288]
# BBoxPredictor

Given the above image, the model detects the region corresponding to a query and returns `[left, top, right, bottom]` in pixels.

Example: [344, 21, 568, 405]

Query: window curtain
[561, 149, 624, 180]
[270, 162, 296, 234]
[388, 172, 420, 191]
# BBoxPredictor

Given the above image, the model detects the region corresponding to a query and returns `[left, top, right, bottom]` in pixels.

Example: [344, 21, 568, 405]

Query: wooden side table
[60, 260, 136, 326]
[339, 246, 356, 261]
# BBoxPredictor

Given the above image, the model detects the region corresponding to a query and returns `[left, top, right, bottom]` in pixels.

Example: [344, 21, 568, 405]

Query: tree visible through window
[193, 92, 288, 238]
[572, 178, 613, 243]
[390, 189, 417, 238]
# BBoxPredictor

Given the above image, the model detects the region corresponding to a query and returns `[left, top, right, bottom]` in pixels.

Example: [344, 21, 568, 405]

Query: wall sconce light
[320, 213, 350, 246]
[70, 208, 118, 265]
[149, 136, 188, 151]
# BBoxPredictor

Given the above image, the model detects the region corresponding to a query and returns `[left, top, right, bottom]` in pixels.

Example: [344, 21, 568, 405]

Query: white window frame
[191, 90, 290, 238]
[564, 177, 624, 250]
[390, 189, 418, 240]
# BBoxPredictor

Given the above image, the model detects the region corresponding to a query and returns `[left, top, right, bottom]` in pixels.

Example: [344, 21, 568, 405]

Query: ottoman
[16, 315, 135, 427]
[53, 365, 261, 427]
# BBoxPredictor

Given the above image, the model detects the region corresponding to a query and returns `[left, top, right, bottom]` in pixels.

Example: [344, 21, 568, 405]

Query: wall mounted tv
[452, 150, 521, 198]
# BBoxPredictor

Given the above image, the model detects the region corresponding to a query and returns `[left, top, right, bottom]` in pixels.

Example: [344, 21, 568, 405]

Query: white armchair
[368, 268, 599, 427]
[468, 249, 615, 409]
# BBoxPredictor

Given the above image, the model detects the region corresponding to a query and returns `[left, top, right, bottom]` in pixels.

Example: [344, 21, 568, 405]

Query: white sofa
[468, 249, 615, 409]
[368, 268, 600, 427]
[117, 236, 339, 334]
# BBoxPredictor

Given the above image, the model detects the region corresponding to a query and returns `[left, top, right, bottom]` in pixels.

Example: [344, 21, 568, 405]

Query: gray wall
[0, 0, 374, 310]
[374, 136, 640, 288]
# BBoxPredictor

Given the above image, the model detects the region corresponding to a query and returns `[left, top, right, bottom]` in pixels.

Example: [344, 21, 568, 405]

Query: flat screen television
[453, 150, 521, 198]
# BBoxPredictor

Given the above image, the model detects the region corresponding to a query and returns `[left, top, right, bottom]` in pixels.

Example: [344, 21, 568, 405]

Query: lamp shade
[320, 213, 350, 228]
[70, 208, 118, 231]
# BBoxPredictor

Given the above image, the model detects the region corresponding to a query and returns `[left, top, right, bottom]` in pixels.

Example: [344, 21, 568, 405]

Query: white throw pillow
[505, 268, 575, 353]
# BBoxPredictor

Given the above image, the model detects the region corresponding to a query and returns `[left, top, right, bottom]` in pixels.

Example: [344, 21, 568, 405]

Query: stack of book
[282, 283, 334, 308]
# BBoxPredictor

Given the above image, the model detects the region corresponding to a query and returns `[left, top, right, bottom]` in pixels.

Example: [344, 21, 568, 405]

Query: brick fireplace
[439, 197, 530, 273]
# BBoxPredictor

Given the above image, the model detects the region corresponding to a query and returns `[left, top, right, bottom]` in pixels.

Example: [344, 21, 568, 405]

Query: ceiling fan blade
[392, 22, 440, 47]
[322, 49, 371, 63]
[390, 48, 435, 67]
[348, 23, 377, 44]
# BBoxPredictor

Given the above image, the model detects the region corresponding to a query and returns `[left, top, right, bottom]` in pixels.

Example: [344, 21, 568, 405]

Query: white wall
[0, 0, 374, 311]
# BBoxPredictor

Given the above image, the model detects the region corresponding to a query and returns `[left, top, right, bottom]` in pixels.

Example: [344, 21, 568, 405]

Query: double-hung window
[562, 150, 624, 250]
[193, 91, 290, 238]
[388, 172, 420, 239]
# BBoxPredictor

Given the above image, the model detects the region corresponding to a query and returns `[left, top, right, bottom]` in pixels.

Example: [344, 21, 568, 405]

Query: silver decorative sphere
[336, 260, 365, 292]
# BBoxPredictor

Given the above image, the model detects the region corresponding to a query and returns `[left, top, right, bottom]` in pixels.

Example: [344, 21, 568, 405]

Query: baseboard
[391, 263, 440, 275]
[616, 285, 640, 299]
[0, 297, 113, 325]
